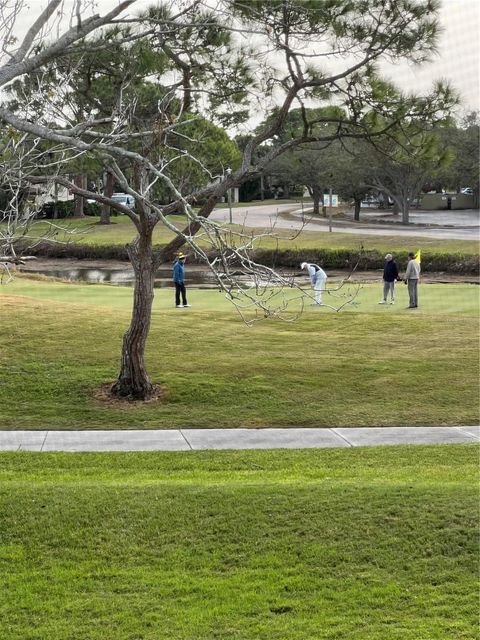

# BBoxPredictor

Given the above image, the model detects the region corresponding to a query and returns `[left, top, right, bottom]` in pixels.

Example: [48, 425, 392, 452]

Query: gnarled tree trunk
[100, 171, 115, 225]
[159, 190, 222, 262]
[73, 174, 87, 217]
[353, 196, 361, 221]
[311, 186, 322, 215]
[111, 230, 159, 400]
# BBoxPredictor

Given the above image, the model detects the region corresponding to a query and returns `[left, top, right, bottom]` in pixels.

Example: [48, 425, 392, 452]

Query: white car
[461, 187, 473, 195]
[111, 193, 135, 208]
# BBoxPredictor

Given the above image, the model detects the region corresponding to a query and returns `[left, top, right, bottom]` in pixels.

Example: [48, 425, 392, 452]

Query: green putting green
[0, 278, 478, 429]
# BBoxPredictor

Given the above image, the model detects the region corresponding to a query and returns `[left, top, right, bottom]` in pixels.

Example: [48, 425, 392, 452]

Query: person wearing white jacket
[301, 262, 327, 305]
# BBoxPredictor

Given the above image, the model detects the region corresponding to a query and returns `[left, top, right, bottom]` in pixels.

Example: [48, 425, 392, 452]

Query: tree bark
[321, 194, 327, 217]
[100, 171, 115, 225]
[353, 197, 361, 221]
[312, 186, 322, 215]
[73, 174, 87, 217]
[380, 191, 389, 209]
[53, 181, 58, 219]
[111, 230, 158, 400]
[158, 190, 222, 263]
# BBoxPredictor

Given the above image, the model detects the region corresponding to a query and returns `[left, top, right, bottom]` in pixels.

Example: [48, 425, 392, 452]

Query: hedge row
[250, 248, 480, 275]
[17, 241, 479, 275]
[38, 201, 102, 219]
[19, 240, 129, 261]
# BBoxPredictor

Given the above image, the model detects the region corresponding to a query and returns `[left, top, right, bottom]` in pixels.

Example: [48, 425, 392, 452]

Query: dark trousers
[175, 283, 187, 306]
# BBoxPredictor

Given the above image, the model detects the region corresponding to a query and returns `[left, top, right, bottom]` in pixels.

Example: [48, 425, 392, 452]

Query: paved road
[1, 426, 478, 452]
[211, 204, 479, 241]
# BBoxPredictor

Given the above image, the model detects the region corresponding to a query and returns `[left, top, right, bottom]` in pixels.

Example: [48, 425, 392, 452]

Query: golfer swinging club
[301, 261, 327, 305]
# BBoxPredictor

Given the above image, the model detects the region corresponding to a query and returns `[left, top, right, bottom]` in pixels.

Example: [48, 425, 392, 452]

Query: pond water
[20, 265, 227, 288]
[18, 261, 478, 286]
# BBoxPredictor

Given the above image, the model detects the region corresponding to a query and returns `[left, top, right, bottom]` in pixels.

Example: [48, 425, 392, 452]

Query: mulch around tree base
[94, 383, 166, 406]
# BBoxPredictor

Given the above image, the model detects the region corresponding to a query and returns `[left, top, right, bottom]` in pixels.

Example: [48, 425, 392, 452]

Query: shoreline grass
[0, 445, 478, 640]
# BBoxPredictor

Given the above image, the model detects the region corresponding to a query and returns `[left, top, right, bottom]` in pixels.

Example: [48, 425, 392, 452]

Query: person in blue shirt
[173, 253, 191, 308]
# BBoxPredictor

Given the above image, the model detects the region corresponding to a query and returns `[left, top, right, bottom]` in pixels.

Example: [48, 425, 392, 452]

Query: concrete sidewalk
[0, 426, 478, 452]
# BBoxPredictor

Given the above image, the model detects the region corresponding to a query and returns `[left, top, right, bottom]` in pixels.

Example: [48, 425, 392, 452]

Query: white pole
[329, 187, 333, 233]
[226, 167, 232, 224]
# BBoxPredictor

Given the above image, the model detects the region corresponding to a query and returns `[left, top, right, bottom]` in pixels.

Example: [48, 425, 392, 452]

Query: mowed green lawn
[24, 214, 480, 255]
[28, 214, 183, 247]
[0, 446, 478, 640]
[0, 277, 478, 428]
[245, 224, 480, 254]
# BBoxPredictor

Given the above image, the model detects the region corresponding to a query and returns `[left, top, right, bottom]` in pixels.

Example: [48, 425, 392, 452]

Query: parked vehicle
[111, 193, 135, 209]
[360, 197, 380, 207]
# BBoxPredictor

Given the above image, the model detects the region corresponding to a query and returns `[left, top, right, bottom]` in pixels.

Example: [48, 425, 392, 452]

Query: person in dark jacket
[173, 253, 191, 308]
[378, 253, 399, 305]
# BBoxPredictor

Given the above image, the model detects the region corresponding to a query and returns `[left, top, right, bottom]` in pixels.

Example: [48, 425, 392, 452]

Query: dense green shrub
[249, 248, 479, 275]
[38, 201, 102, 218]
[16, 240, 129, 260]
[13, 241, 480, 275]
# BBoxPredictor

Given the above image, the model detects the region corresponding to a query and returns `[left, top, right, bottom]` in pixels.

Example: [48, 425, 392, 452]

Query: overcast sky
[380, 0, 479, 114]
[95, 0, 480, 114]
[10, 0, 480, 114]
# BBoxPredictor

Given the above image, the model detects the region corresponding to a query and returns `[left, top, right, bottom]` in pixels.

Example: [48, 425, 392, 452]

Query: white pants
[314, 277, 327, 304]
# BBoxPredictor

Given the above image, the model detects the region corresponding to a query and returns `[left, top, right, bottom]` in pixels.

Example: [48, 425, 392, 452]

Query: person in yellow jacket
[405, 252, 421, 308]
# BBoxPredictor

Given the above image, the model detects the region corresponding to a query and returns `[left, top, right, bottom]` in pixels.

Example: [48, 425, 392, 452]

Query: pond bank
[14, 239, 480, 275]
[16, 258, 480, 287]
